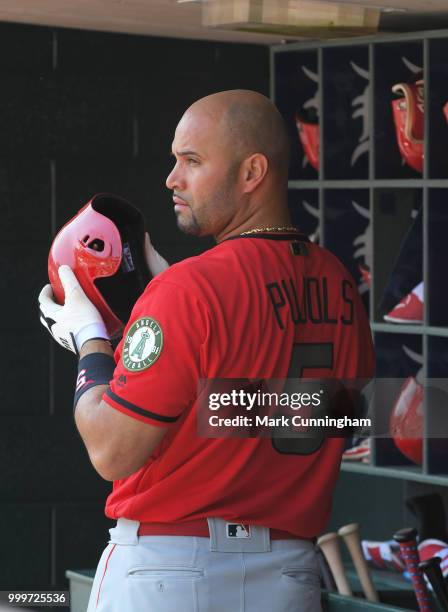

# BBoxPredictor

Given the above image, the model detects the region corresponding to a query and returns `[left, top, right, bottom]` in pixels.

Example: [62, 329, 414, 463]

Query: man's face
[166, 108, 239, 237]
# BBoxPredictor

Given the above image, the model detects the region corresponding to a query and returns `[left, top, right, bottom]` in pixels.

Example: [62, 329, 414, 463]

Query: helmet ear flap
[49, 193, 151, 338]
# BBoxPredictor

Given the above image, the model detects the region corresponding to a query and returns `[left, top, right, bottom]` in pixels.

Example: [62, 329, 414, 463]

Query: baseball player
[39, 90, 375, 612]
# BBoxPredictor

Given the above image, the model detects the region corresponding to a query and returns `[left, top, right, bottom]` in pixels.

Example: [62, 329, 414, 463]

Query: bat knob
[338, 523, 359, 537]
[393, 527, 418, 543]
[317, 532, 339, 545]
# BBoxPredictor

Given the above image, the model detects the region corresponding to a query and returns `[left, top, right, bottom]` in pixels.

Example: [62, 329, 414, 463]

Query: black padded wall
[0, 21, 268, 590]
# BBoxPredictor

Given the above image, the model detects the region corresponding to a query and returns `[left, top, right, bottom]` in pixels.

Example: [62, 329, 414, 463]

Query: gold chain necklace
[240, 225, 300, 236]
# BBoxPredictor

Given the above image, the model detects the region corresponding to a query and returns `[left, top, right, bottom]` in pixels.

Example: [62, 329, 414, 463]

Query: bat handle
[317, 532, 353, 596]
[419, 557, 448, 612]
[316, 545, 337, 591]
[393, 528, 433, 612]
[338, 523, 379, 602]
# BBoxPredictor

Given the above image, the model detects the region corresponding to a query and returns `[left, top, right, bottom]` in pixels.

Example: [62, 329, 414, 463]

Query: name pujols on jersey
[266, 276, 355, 330]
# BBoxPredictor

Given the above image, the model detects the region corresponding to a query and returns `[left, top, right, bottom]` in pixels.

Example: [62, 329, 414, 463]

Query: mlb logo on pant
[226, 523, 251, 538]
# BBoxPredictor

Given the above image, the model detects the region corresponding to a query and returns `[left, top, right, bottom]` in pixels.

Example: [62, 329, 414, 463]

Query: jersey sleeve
[103, 277, 210, 427]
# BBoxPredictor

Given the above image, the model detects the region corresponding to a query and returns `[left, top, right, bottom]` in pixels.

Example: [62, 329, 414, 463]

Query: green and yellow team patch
[122, 317, 163, 372]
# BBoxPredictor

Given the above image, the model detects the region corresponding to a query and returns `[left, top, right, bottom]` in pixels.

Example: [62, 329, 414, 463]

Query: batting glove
[39, 265, 109, 354]
[145, 232, 169, 276]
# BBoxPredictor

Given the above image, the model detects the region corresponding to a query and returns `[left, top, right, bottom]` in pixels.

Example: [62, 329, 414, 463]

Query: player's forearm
[74, 339, 163, 481]
[74, 383, 115, 479]
[75, 339, 116, 478]
[75, 338, 114, 448]
[74, 384, 108, 435]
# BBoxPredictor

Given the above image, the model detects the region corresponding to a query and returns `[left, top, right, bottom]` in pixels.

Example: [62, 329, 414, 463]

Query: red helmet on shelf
[48, 193, 151, 339]
[391, 78, 424, 173]
[294, 112, 320, 171]
[389, 376, 423, 465]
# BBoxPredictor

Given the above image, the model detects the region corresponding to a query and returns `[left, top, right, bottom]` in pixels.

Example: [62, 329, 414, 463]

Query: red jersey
[103, 233, 374, 537]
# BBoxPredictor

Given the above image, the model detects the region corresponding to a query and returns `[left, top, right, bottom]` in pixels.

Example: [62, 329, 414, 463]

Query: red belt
[137, 518, 310, 541]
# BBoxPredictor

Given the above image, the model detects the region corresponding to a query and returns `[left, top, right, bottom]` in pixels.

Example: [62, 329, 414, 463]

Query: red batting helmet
[49, 193, 151, 338]
[391, 78, 424, 173]
[389, 376, 423, 465]
[295, 112, 320, 171]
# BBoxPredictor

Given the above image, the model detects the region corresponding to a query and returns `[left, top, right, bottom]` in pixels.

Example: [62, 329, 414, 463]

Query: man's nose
[166, 163, 184, 191]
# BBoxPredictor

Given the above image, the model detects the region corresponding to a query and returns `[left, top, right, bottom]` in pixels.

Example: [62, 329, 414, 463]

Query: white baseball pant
[87, 518, 322, 612]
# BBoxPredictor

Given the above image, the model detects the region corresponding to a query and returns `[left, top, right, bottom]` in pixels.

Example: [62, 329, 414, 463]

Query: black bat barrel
[419, 557, 448, 612]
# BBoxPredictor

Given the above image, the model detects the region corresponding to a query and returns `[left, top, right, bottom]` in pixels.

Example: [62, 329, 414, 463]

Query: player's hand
[145, 232, 169, 277]
[38, 265, 109, 354]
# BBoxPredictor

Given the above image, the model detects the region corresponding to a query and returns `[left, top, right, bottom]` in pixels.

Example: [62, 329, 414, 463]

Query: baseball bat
[317, 532, 353, 596]
[393, 527, 433, 612]
[316, 544, 337, 591]
[419, 557, 448, 612]
[338, 523, 379, 602]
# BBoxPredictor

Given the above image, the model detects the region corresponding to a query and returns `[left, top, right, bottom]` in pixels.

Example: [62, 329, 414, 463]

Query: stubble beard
[176, 207, 201, 236]
[176, 164, 239, 237]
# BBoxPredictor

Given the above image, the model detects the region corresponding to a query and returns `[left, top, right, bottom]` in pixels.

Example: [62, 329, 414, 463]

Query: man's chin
[176, 216, 202, 236]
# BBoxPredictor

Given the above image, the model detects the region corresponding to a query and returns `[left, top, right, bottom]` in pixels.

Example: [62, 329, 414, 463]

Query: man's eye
[188, 158, 199, 165]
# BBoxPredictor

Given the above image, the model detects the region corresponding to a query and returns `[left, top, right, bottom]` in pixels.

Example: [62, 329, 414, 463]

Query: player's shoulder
[311, 242, 356, 281]
[140, 244, 229, 302]
[156, 244, 232, 284]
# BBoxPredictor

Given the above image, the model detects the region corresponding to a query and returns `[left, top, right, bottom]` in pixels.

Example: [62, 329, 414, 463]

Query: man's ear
[241, 153, 268, 194]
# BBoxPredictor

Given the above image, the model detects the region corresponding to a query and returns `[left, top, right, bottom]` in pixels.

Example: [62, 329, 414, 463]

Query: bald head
[186, 90, 290, 180]
[167, 90, 291, 240]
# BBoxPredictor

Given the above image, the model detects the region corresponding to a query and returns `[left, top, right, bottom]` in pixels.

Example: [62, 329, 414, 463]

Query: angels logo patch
[123, 317, 163, 372]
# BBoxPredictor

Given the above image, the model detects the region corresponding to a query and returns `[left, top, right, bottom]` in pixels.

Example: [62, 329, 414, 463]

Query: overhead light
[321, 0, 408, 11]
[382, 6, 408, 12]
[201, 0, 380, 38]
[177, 0, 408, 9]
